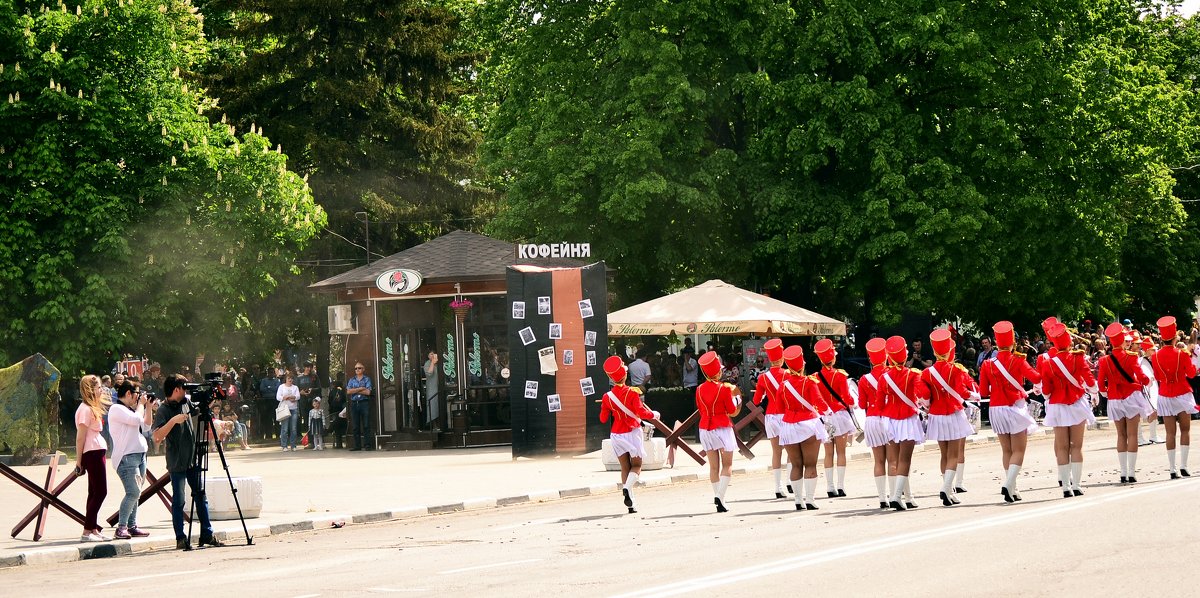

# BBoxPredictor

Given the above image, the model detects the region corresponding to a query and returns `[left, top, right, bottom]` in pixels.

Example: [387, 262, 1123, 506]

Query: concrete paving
[0, 419, 1146, 569]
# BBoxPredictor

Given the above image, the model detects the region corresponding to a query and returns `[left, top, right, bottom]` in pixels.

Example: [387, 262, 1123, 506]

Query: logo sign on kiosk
[375, 269, 423, 295]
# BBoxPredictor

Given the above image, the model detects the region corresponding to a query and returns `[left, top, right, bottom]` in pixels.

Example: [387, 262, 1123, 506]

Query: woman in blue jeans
[108, 380, 155, 538]
[277, 374, 301, 451]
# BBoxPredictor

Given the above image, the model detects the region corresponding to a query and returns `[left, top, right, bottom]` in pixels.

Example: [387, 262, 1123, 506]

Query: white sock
[836, 466, 846, 491]
[942, 470, 955, 495]
[1005, 464, 1020, 492]
[874, 475, 887, 502]
[712, 481, 721, 499]
[1138, 424, 1146, 444]
[1128, 452, 1138, 477]
[1182, 445, 1190, 470]
[1149, 420, 1159, 442]
[773, 468, 784, 493]
[1071, 462, 1083, 490]
[626, 472, 639, 491]
[1057, 464, 1070, 490]
[954, 464, 965, 488]
[1168, 449, 1178, 473]
[903, 477, 913, 502]
[891, 475, 907, 503]
[793, 478, 804, 505]
[825, 468, 835, 491]
[718, 475, 731, 500]
[804, 477, 817, 504]
[1117, 452, 1128, 477]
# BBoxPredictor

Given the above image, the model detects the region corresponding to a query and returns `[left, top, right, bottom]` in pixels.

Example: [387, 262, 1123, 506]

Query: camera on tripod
[183, 372, 228, 416]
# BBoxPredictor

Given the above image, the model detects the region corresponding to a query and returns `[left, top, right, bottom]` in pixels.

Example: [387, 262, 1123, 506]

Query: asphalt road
[4, 431, 1198, 597]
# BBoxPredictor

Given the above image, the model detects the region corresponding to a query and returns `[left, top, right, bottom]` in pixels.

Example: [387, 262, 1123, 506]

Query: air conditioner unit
[328, 305, 357, 334]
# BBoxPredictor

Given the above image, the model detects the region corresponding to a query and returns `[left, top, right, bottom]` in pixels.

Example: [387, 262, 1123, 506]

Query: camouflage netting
[0, 354, 61, 455]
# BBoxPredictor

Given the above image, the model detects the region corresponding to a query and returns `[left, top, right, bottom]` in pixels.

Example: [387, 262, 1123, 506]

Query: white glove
[1086, 384, 1099, 396]
[968, 391, 982, 402]
[1031, 383, 1044, 396]
[651, 410, 661, 421]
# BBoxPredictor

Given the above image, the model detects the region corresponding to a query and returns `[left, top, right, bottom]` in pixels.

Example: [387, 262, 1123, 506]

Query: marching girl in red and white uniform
[1098, 322, 1153, 484]
[920, 329, 976, 507]
[751, 339, 789, 498]
[859, 338, 892, 509]
[779, 345, 830, 511]
[1150, 316, 1198, 479]
[812, 339, 857, 499]
[696, 351, 741, 513]
[879, 336, 929, 511]
[978, 321, 1041, 503]
[600, 356, 660, 513]
[1037, 323, 1097, 498]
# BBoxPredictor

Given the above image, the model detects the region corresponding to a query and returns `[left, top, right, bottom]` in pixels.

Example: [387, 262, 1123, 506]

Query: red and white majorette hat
[1048, 323, 1071, 351]
[603, 355, 627, 384]
[930, 328, 953, 358]
[699, 351, 723, 380]
[783, 345, 805, 372]
[763, 338, 784, 364]
[1104, 322, 1127, 345]
[1041, 316, 1060, 334]
[865, 337, 887, 366]
[1158, 316, 1177, 341]
[993, 321, 1016, 349]
[814, 338, 836, 365]
[885, 335, 907, 365]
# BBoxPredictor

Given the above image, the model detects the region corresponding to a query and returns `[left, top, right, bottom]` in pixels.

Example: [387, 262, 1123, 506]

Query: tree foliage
[0, 0, 325, 374]
[480, 0, 1199, 327]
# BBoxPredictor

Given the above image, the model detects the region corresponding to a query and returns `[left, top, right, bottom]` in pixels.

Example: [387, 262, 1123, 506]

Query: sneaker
[129, 527, 150, 538]
[80, 532, 105, 543]
[114, 526, 131, 540]
[91, 530, 112, 541]
[176, 539, 192, 551]
[198, 536, 227, 548]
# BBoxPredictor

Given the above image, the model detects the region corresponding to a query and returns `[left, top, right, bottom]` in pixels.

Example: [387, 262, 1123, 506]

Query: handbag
[275, 402, 292, 422]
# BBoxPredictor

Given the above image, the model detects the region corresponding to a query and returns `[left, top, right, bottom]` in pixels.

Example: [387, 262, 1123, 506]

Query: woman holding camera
[109, 381, 155, 538]
[75, 375, 111, 542]
[277, 374, 301, 451]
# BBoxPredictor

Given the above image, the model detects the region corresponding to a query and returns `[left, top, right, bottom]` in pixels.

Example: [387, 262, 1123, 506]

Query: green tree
[0, 0, 326, 374]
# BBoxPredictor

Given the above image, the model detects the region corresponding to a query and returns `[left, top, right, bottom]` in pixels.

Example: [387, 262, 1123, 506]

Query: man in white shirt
[629, 350, 652, 392]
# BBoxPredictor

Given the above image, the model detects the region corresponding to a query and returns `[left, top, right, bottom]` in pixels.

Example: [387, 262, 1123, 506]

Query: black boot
[940, 492, 953, 507]
[827, 491, 838, 498]
[805, 503, 819, 511]
[1072, 488, 1083, 496]
[837, 489, 847, 497]
[1001, 487, 1015, 503]
[955, 487, 968, 493]
[879, 501, 889, 509]
[890, 500, 906, 511]
[1063, 490, 1073, 498]
[1181, 469, 1191, 477]
[715, 497, 728, 513]
[623, 488, 633, 508]
[775, 492, 787, 499]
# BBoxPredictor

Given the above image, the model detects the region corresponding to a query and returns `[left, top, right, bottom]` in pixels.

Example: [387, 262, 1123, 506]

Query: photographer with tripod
[152, 374, 227, 550]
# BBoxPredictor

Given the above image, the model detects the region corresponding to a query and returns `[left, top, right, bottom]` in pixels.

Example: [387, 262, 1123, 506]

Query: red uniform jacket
[880, 366, 929, 420]
[1037, 349, 1095, 405]
[811, 367, 854, 412]
[696, 380, 738, 430]
[780, 371, 827, 423]
[979, 351, 1041, 408]
[858, 365, 886, 417]
[599, 385, 655, 434]
[921, 361, 974, 415]
[1098, 350, 1149, 401]
[1151, 346, 1198, 399]
[752, 366, 787, 416]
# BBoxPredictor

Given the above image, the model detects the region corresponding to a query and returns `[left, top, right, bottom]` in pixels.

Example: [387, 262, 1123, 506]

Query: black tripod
[186, 402, 254, 547]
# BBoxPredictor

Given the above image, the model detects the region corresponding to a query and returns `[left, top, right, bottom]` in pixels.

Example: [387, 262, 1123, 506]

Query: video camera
[183, 372, 228, 418]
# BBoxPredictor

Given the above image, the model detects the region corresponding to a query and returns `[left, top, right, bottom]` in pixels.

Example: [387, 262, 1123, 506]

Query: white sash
[882, 370, 920, 412]
[605, 390, 643, 422]
[928, 364, 965, 406]
[761, 369, 780, 392]
[783, 377, 825, 416]
[1051, 355, 1083, 390]
[989, 356, 1028, 396]
[863, 372, 878, 390]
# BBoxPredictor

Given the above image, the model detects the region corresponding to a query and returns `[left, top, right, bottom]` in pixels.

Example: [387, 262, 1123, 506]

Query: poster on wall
[562, 350, 574, 366]
[586, 351, 596, 366]
[549, 323, 563, 339]
[538, 296, 551, 315]
[537, 346, 558, 375]
[512, 301, 526, 319]
[584, 331, 597, 347]
[524, 380, 539, 399]
[578, 299, 594, 318]
[547, 394, 562, 413]
[579, 377, 595, 396]
[519, 326, 536, 346]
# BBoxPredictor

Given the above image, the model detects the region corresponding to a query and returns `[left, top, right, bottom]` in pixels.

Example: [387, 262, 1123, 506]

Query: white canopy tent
[607, 279, 847, 337]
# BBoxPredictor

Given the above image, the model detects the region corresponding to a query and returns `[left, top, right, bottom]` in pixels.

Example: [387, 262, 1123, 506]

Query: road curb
[0, 423, 1112, 569]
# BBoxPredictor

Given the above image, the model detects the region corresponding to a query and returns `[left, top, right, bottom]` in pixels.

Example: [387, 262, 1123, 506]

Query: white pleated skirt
[1044, 397, 1092, 428]
[779, 419, 827, 446]
[887, 415, 926, 443]
[700, 426, 737, 452]
[610, 430, 645, 458]
[764, 413, 785, 439]
[1108, 393, 1155, 422]
[1157, 393, 1199, 417]
[864, 415, 891, 448]
[925, 411, 974, 442]
[824, 410, 856, 438]
[989, 401, 1039, 435]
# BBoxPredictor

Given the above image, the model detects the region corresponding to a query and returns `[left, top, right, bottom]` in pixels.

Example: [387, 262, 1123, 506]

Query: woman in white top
[75, 375, 111, 542]
[277, 374, 301, 451]
[109, 381, 155, 539]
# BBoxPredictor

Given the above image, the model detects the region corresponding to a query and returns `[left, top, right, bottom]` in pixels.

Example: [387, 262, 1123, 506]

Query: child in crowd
[308, 398, 325, 451]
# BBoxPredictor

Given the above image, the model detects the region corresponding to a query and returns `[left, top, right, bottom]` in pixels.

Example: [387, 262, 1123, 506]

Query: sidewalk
[0, 422, 1110, 568]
